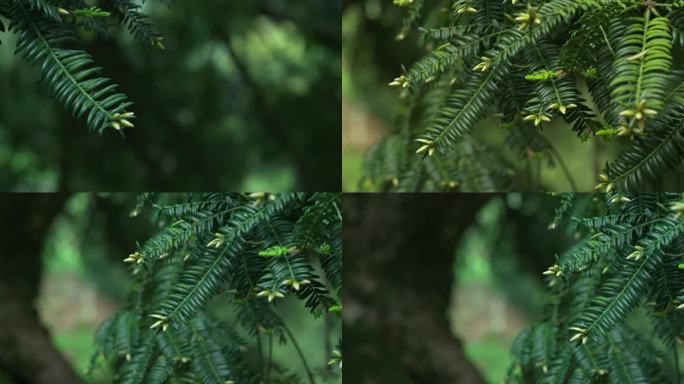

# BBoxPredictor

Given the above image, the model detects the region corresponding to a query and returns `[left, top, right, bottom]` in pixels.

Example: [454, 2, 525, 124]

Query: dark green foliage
[0, 0, 168, 133]
[362, 75, 513, 192]
[112, 0, 164, 47]
[549, 192, 575, 229]
[90, 193, 342, 384]
[367, 0, 684, 191]
[508, 192, 684, 383]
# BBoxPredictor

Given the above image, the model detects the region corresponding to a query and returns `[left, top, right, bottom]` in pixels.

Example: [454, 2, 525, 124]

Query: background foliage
[0, 0, 340, 191]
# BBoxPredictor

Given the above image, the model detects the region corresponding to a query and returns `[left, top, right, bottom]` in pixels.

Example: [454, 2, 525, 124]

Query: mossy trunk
[343, 193, 489, 384]
[0, 194, 83, 384]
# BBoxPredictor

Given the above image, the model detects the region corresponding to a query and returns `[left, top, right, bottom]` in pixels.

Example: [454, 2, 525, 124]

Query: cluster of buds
[257, 288, 285, 302]
[616, 124, 644, 139]
[415, 138, 436, 157]
[456, 6, 478, 15]
[514, 6, 541, 31]
[249, 192, 276, 206]
[282, 278, 311, 291]
[173, 355, 192, 364]
[328, 349, 343, 370]
[626, 245, 645, 261]
[594, 173, 614, 192]
[152, 36, 166, 50]
[569, 327, 589, 344]
[542, 264, 563, 278]
[123, 251, 143, 264]
[523, 113, 551, 127]
[389, 75, 409, 89]
[619, 99, 657, 135]
[620, 100, 657, 121]
[472, 57, 491, 72]
[207, 233, 226, 248]
[670, 201, 684, 220]
[149, 314, 170, 332]
[608, 194, 631, 204]
[111, 112, 135, 131]
[548, 102, 577, 115]
[393, 0, 414, 6]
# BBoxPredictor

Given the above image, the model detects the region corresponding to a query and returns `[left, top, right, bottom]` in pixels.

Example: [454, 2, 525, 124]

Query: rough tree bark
[0, 194, 84, 384]
[344, 193, 490, 384]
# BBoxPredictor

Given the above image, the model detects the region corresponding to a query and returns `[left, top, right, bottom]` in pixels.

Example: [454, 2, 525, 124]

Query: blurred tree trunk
[0, 194, 83, 384]
[344, 194, 489, 384]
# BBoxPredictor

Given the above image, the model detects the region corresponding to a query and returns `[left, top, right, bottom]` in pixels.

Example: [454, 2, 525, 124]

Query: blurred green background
[0, 193, 341, 384]
[0, 0, 340, 191]
[448, 195, 560, 383]
[341, 0, 684, 192]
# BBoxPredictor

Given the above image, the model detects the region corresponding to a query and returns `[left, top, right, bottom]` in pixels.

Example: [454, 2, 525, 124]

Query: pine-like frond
[608, 13, 671, 123]
[603, 105, 684, 191]
[377, 0, 684, 191]
[111, 0, 165, 48]
[574, 250, 662, 341]
[414, 0, 597, 154]
[405, 33, 497, 86]
[22, 0, 61, 21]
[190, 334, 233, 384]
[93, 193, 340, 384]
[157, 196, 301, 328]
[119, 332, 158, 384]
[9, 3, 134, 133]
[419, 65, 508, 151]
[395, 0, 423, 39]
[512, 194, 684, 382]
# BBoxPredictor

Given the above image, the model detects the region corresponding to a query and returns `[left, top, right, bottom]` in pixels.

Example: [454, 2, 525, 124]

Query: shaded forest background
[0, 193, 340, 384]
[0, 0, 341, 191]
